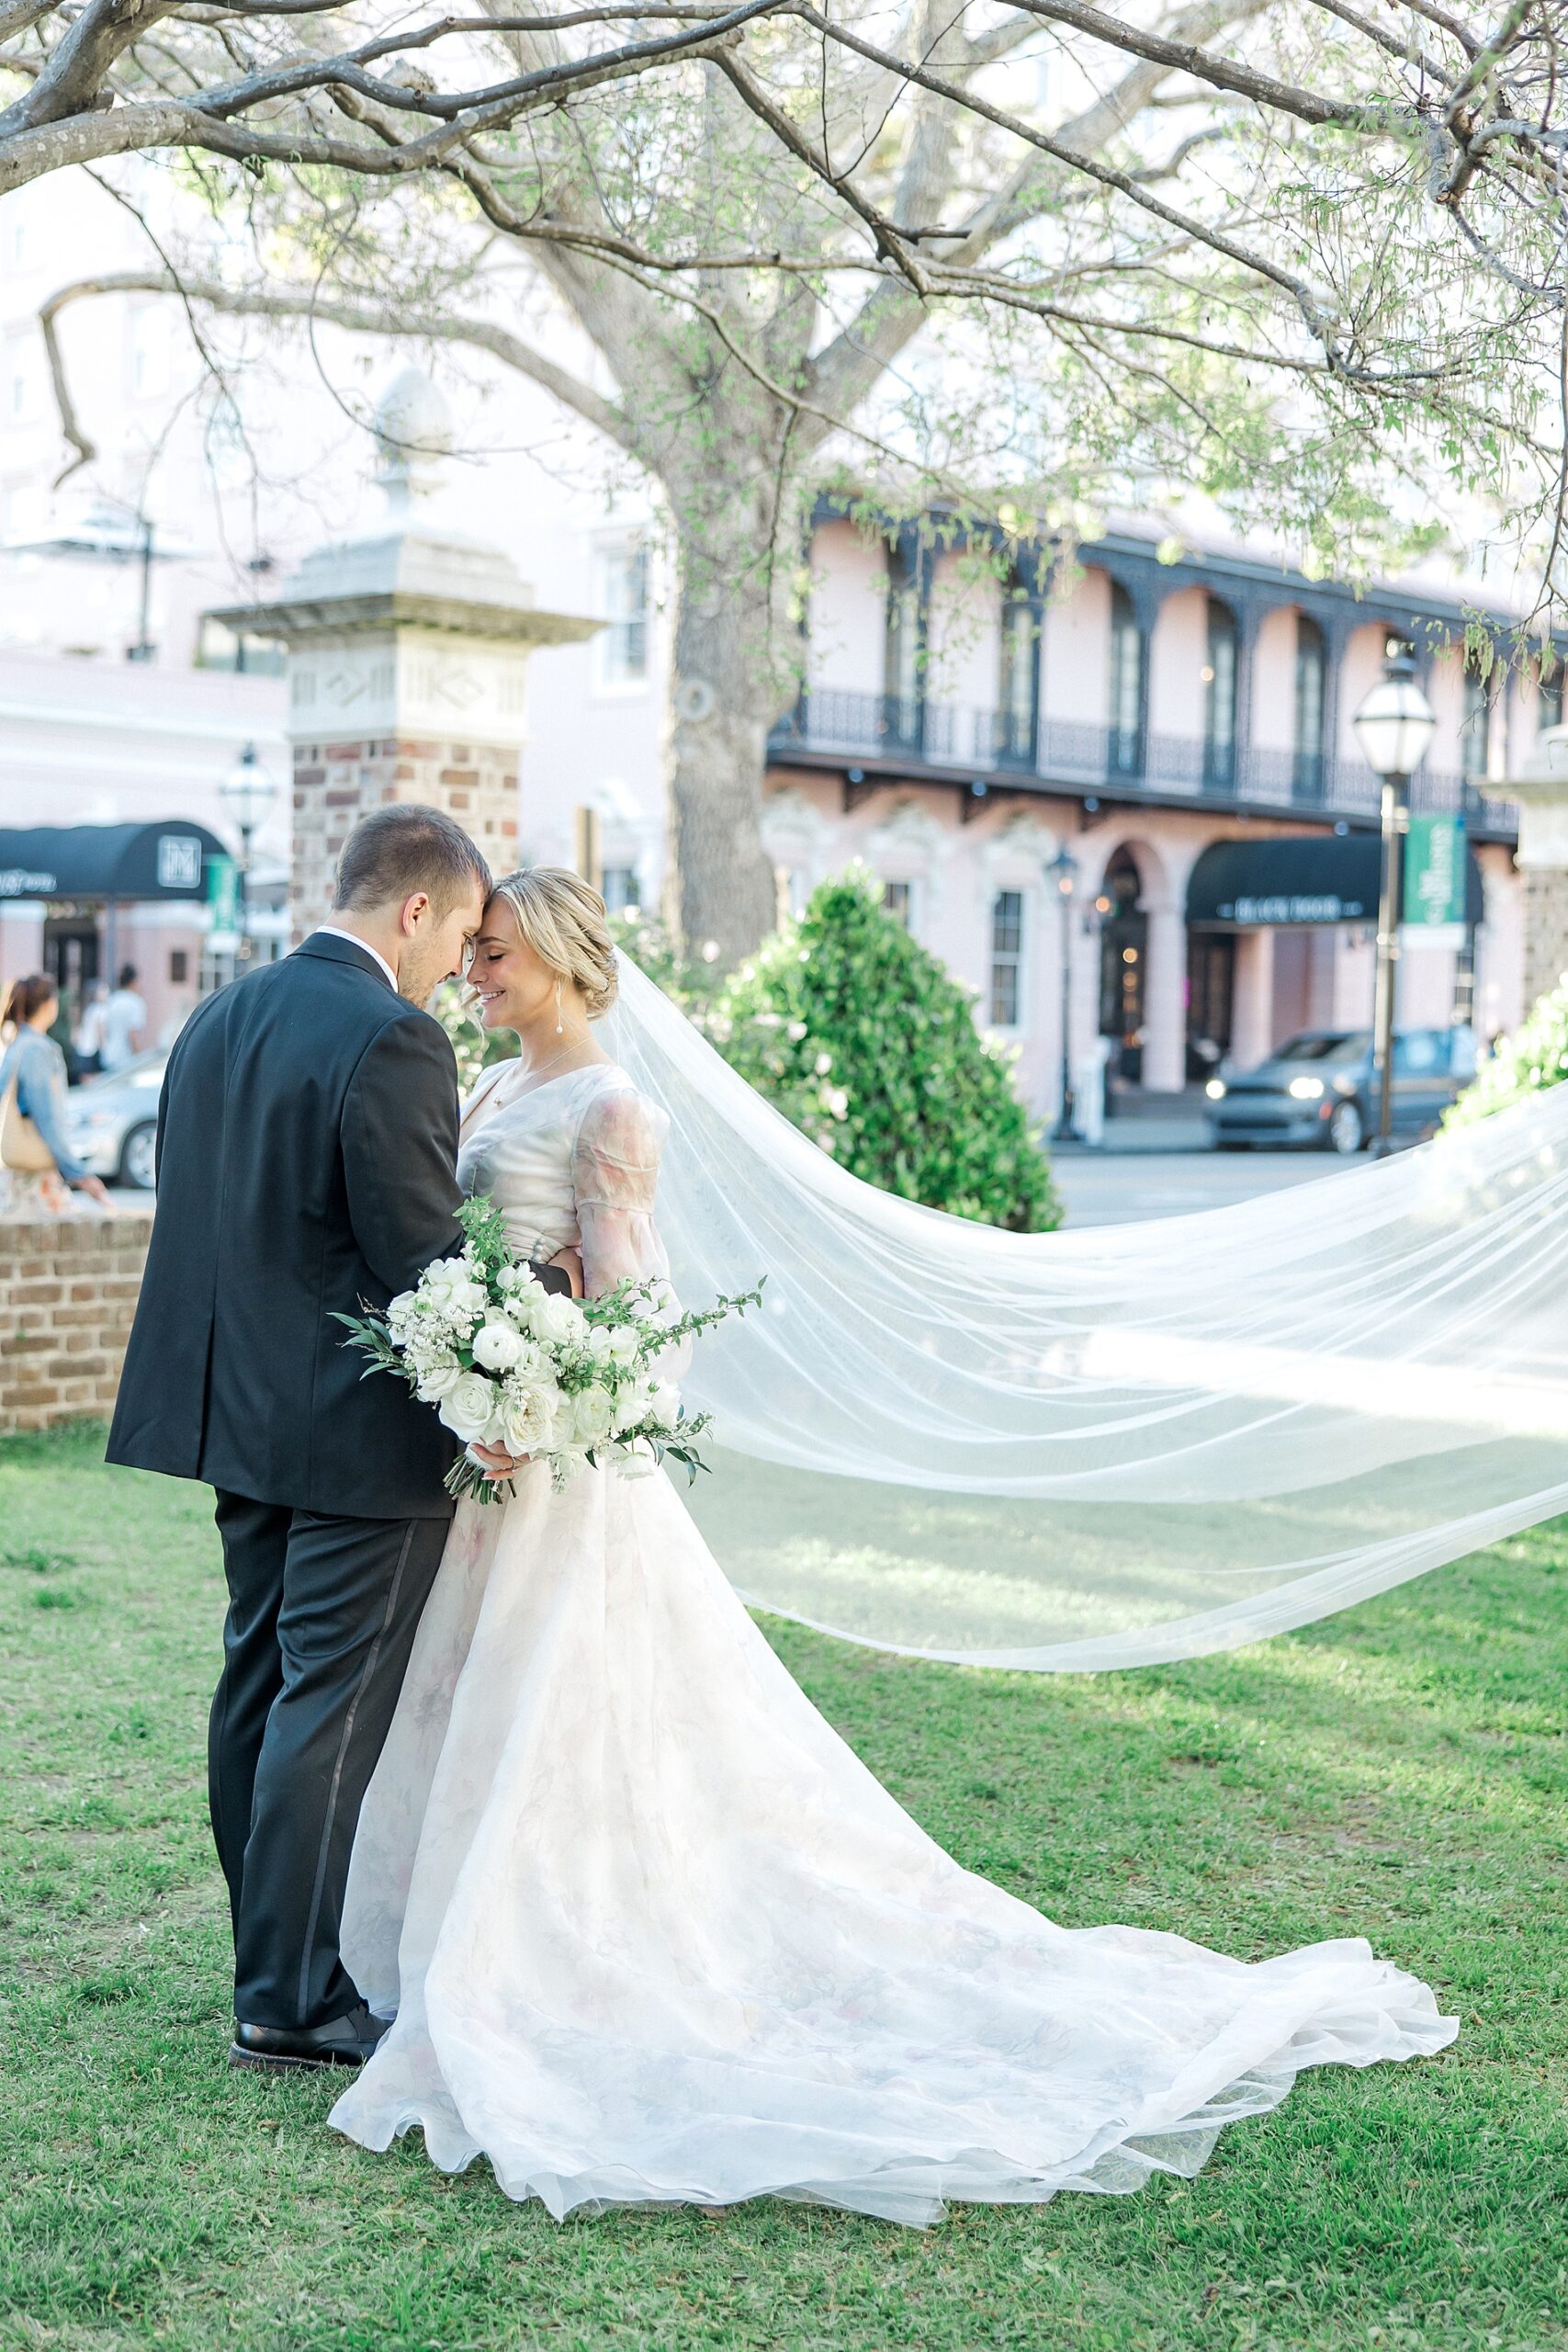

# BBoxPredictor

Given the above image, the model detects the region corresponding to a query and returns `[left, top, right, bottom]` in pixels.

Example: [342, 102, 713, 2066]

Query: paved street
[1053, 1145, 1345, 1227]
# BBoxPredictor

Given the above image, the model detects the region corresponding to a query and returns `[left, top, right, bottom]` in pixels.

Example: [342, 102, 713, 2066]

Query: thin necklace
[516, 1035, 595, 1091]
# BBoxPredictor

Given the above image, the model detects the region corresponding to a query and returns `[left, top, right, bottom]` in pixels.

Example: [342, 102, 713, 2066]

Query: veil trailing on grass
[601, 953, 1568, 1671]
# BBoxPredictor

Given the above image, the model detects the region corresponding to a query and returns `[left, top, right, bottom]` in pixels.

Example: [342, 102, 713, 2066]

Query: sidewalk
[1054, 1085, 1212, 1157]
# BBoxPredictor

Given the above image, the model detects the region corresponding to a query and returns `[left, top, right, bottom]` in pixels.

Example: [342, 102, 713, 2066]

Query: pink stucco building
[760, 513, 1540, 1120]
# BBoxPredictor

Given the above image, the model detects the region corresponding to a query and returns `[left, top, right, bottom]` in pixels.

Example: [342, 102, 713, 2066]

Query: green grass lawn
[1, 1423, 1565, 2352]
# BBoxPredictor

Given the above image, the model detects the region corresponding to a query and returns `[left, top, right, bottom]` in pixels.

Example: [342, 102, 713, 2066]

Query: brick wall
[0, 1213, 152, 1432]
[291, 736, 522, 939]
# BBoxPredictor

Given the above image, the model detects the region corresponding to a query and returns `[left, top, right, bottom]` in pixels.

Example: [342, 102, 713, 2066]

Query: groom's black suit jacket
[107, 931, 467, 1520]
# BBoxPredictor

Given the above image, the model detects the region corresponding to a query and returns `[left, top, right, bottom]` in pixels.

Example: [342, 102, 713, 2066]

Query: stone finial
[374, 368, 455, 510]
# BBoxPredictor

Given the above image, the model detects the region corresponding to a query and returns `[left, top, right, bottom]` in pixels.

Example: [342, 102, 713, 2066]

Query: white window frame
[881, 876, 921, 934]
[593, 541, 651, 694]
[987, 887, 1030, 1034]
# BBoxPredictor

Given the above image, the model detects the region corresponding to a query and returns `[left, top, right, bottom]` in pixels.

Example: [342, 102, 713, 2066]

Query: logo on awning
[157, 836, 203, 891]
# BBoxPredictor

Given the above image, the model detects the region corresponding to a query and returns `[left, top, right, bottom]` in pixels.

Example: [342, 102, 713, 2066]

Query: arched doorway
[1097, 847, 1147, 1083]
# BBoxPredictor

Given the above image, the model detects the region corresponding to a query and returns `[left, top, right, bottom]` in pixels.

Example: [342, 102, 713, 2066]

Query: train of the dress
[329, 1464, 1456, 2227]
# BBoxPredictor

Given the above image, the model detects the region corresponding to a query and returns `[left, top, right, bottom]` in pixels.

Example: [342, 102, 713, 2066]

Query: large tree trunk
[660, 471, 791, 966]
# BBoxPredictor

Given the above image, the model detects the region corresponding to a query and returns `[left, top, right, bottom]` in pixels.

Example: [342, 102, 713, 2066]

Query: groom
[108, 805, 557, 2074]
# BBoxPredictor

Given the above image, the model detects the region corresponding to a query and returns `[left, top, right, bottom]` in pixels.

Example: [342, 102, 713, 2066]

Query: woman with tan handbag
[1, 976, 110, 1213]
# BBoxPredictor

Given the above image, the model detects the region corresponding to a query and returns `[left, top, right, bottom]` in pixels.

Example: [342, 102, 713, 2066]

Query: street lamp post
[219, 743, 278, 968]
[1047, 842, 1083, 1144]
[1352, 643, 1438, 1159]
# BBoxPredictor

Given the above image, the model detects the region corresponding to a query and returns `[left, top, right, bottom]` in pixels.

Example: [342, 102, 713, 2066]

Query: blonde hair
[490, 866, 619, 1017]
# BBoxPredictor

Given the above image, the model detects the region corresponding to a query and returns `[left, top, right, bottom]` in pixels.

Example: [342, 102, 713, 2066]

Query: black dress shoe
[229, 2002, 389, 2074]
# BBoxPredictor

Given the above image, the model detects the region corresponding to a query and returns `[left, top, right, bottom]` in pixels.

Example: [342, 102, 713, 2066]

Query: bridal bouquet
[335, 1196, 760, 1502]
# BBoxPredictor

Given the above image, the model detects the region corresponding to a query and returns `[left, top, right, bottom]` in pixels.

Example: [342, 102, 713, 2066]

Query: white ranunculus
[437, 1370, 501, 1444]
[613, 1440, 659, 1479]
[571, 1385, 616, 1445]
[499, 1384, 555, 1457]
[471, 1318, 526, 1374]
[646, 1381, 682, 1431]
[414, 1361, 463, 1404]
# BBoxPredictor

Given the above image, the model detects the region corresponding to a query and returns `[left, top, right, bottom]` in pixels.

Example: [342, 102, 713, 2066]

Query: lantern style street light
[1352, 643, 1437, 1157]
[1046, 841, 1082, 1145]
[219, 743, 278, 967]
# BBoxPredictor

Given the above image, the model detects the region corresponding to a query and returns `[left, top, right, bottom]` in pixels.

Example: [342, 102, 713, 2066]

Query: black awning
[0, 820, 229, 903]
[1187, 833, 1483, 931]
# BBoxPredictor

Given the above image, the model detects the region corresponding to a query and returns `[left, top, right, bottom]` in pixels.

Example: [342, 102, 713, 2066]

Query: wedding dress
[329, 1053, 1455, 2227]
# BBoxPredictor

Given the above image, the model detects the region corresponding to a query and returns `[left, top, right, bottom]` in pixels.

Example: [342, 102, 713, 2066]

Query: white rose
[611, 1384, 649, 1434]
[529, 1291, 587, 1349]
[437, 1370, 501, 1444]
[414, 1361, 463, 1404]
[471, 1318, 526, 1374]
[646, 1381, 682, 1432]
[499, 1384, 555, 1456]
[571, 1385, 616, 1445]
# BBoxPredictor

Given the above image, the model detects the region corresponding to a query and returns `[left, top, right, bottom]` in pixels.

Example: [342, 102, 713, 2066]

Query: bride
[329, 865, 1455, 2227]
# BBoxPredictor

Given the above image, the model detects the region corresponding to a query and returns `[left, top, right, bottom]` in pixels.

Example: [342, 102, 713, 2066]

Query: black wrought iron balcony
[768, 689, 1519, 839]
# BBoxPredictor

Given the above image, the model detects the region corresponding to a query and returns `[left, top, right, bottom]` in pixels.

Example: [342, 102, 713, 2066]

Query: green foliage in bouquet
[1444, 983, 1568, 1129]
[708, 868, 1061, 1233]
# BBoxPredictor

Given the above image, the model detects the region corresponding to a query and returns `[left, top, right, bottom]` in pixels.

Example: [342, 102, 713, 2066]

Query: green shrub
[711, 869, 1060, 1231]
[1444, 982, 1568, 1128]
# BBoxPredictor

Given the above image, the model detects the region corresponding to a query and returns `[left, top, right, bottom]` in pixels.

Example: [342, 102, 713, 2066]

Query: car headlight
[1288, 1076, 1325, 1101]
[1205, 1079, 1226, 1101]
[72, 1108, 122, 1131]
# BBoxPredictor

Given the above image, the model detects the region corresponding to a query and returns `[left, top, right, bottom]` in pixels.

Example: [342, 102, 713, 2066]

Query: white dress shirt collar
[315, 926, 400, 994]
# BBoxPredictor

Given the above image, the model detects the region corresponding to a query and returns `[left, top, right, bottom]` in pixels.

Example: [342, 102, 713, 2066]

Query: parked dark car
[1204, 1026, 1477, 1154]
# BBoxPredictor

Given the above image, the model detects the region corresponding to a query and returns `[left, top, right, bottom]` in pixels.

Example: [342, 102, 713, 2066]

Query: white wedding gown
[330, 1057, 1456, 2226]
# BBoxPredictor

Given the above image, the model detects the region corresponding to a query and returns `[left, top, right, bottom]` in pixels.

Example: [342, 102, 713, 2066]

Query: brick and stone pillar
[211, 371, 598, 933]
[1486, 731, 1568, 1013]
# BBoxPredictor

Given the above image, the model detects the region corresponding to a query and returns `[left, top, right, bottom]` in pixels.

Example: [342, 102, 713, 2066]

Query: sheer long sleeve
[570, 1083, 671, 1298]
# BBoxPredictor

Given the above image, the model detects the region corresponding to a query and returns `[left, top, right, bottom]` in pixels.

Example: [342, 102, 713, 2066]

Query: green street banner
[206, 854, 239, 952]
[1403, 815, 1467, 951]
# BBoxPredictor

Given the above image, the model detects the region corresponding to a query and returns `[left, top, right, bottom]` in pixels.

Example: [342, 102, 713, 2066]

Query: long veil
[600, 952, 1568, 1670]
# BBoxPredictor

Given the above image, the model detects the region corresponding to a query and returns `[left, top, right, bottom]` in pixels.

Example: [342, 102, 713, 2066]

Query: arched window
[1203, 600, 1238, 789]
[1293, 615, 1326, 801]
[1108, 584, 1143, 775]
[997, 576, 1038, 765]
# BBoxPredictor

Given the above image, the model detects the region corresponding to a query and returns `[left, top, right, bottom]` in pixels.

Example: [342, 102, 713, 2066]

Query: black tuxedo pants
[209, 1492, 450, 2028]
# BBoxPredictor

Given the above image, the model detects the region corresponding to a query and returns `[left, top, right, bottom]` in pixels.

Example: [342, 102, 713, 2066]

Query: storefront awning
[1187, 833, 1483, 931]
[0, 821, 228, 903]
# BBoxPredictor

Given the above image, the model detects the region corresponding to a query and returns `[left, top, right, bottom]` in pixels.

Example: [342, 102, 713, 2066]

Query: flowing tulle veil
[599, 952, 1568, 1670]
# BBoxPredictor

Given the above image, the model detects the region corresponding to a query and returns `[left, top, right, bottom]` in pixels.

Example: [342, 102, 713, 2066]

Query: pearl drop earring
[555, 981, 564, 1036]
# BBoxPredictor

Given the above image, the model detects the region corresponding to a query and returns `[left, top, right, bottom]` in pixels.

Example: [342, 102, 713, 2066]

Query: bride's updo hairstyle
[490, 865, 619, 1019]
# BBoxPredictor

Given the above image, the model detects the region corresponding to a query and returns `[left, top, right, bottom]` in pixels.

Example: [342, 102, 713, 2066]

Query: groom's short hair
[333, 805, 491, 917]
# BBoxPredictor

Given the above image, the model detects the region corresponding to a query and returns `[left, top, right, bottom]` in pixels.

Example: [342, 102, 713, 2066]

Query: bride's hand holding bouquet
[336, 1195, 760, 1502]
